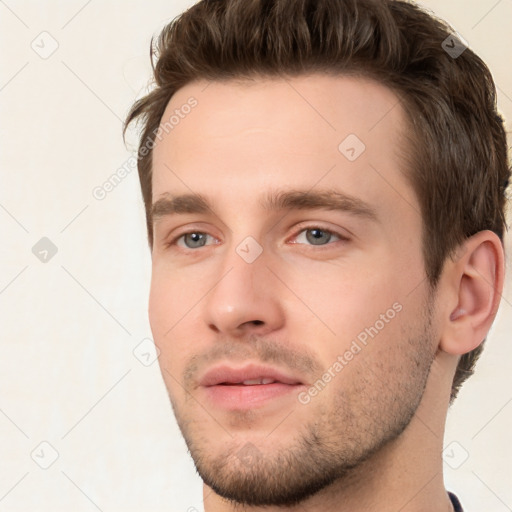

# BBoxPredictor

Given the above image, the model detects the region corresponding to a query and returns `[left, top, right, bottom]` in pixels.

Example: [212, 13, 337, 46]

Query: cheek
[148, 283, 188, 399]
[148, 266, 204, 379]
[148, 270, 185, 360]
[283, 259, 423, 387]
[148, 276, 172, 339]
[148, 262, 194, 334]
[285, 256, 403, 341]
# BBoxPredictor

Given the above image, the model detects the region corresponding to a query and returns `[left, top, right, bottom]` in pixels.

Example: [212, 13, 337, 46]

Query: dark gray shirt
[448, 491, 463, 511]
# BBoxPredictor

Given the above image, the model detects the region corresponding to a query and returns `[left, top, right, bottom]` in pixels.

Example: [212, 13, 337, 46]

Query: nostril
[252, 320, 264, 326]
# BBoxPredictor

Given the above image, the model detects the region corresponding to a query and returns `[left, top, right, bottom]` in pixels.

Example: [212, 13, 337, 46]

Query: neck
[203, 350, 457, 512]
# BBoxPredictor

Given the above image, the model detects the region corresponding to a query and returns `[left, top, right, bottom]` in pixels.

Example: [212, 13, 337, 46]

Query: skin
[149, 74, 504, 511]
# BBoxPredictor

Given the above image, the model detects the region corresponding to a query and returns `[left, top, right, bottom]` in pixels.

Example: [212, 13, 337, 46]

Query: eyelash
[164, 225, 350, 251]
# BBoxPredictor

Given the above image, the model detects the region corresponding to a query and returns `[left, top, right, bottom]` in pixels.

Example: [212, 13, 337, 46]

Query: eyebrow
[151, 189, 379, 225]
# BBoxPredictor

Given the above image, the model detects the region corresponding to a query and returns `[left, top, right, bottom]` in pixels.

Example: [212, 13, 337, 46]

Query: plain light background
[0, 1, 511, 511]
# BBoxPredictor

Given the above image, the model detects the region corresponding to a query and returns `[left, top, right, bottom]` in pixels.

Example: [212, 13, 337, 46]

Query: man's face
[149, 74, 439, 506]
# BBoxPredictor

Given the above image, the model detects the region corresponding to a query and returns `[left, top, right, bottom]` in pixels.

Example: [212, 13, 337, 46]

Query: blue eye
[174, 232, 215, 249]
[293, 227, 342, 246]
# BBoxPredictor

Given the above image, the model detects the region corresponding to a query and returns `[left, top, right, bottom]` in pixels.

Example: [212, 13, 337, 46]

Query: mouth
[199, 364, 306, 409]
[219, 378, 282, 385]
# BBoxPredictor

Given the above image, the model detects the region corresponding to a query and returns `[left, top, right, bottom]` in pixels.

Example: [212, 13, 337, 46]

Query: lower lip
[202, 383, 304, 409]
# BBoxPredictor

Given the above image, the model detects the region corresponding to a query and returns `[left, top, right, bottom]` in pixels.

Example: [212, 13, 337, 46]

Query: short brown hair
[123, 0, 510, 403]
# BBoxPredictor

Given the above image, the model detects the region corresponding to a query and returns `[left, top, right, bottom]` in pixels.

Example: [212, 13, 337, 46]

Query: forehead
[151, 73, 419, 226]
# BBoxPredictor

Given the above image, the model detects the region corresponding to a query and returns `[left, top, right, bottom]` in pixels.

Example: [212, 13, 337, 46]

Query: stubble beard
[165, 308, 437, 506]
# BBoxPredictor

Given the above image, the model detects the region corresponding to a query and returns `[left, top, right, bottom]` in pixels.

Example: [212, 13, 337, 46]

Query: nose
[203, 241, 285, 338]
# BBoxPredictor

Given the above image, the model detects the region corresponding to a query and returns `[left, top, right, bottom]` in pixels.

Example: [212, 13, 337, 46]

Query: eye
[169, 231, 217, 250]
[290, 226, 348, 246]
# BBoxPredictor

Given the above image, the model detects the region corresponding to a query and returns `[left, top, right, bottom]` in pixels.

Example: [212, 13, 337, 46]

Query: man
[124, 0, 510, 510]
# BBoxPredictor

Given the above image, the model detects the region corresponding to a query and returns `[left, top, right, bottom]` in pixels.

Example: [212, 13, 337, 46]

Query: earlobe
[439, 230, 504, 356]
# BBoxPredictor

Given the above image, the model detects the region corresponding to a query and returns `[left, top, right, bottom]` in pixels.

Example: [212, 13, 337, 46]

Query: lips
[198, 363, 305, 410]
[199, 363, 304, 387]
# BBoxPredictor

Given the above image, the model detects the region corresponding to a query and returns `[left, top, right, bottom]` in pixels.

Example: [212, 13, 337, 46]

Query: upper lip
[199, 363, 304, 387]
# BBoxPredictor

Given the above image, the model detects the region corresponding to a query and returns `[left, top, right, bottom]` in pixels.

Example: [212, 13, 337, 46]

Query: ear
[439, 230, 505, 355]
